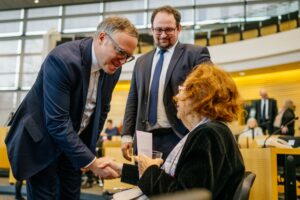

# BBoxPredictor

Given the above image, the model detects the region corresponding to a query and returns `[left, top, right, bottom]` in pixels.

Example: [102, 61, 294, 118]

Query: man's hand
[135, 154, 163, 176]
[99, 160, 123, 175]
[121, 142, 133, 161]
[88, 157, 120, 179]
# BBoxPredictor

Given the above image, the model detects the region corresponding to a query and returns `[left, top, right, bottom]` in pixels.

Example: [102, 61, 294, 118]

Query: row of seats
[195, 11, 300, 46]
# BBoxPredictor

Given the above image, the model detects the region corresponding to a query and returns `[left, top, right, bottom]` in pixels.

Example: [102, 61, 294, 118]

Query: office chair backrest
[233, 171, 256, 200]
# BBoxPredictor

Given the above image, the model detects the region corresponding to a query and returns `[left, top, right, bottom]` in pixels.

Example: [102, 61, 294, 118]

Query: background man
[254, 89, 278, 134]
[121, 6, 210, 161]
[5, 16, 138, 199]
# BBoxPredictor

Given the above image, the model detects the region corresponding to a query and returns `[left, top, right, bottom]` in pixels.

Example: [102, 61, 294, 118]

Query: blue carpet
[0, 185, 106, 200]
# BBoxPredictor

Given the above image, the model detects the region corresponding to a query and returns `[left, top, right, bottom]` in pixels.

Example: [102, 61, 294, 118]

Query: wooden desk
[241, 148, 300, 200]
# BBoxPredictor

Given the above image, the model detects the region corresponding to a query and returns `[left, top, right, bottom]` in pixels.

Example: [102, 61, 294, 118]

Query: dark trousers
[260, 120, 274, 135]
[151, 128, 181, 160]
[26, 154, 81, 200]
[15, 180, 23, 199]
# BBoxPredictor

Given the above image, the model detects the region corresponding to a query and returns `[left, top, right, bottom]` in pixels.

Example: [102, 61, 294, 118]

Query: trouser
[26, 154, 82, 200]
[15, 180, 23, 199]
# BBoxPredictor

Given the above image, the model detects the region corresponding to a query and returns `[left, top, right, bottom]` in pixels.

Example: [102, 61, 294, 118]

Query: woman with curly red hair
[105, 62, 245, 200]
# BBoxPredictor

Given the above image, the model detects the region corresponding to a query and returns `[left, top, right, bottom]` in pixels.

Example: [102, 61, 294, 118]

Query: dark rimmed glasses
[152, 27, 176, 35]
[106, 33, 135, 63]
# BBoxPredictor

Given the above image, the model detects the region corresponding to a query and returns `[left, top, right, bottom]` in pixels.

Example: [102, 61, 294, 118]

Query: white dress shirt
[79, 41, 101, 134]
[261, 99, 269, 119]
[122, 42, 179, 144]
[147, 41, 178, 130]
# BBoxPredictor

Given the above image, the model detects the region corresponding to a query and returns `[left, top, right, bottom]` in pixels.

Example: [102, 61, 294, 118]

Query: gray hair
[94, 16, 138, 38]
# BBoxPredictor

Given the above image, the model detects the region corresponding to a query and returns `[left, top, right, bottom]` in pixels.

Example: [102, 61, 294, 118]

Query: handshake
[86, 155, 163, 179]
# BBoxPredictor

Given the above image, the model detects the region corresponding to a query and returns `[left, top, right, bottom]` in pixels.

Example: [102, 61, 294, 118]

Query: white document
[112, 187, 148, 200]
[136, 130, 152, 157]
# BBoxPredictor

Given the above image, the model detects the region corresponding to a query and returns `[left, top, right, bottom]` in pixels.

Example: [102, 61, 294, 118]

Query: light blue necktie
[148, 49, 166, 126]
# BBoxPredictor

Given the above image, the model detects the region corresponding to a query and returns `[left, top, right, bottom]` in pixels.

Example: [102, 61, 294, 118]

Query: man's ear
[97, 32, 106, 44]
[177, 24, 182, 32]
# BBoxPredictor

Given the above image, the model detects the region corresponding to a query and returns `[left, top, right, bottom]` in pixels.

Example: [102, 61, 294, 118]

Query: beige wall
[105, 81, 130, 129]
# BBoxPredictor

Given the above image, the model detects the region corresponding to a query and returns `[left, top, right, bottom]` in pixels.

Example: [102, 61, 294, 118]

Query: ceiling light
[34, 0, 39, 4]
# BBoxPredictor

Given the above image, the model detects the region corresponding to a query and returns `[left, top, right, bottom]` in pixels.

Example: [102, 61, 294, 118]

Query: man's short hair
[107, 119, 113, 124]
[151, 5, 181, 28]
[95, 16, 139, 38]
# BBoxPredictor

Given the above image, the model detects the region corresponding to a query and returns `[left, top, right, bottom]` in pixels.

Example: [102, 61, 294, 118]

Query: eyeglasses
[152, 27, 176, 35]
[105, 33, 135, 63]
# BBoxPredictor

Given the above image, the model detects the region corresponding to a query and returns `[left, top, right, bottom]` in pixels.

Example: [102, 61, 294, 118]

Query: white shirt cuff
[122, 135, 133, 144]
[84, 157, 96, 169]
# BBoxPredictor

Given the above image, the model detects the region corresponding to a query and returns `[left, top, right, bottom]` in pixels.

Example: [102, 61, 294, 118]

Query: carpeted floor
[0, 177, 107, 200]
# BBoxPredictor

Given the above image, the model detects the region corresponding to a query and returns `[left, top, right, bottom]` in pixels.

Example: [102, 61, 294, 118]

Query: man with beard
[121, 5, 210, 161]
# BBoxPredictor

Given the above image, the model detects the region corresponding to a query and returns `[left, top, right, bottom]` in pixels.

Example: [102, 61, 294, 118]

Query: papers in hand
[136, 131, 152, 157]
[112, 187, 148, 200]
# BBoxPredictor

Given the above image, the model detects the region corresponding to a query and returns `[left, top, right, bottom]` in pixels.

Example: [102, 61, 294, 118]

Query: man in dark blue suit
[121, 6, 210, 161]
[5, 16, 138, 199]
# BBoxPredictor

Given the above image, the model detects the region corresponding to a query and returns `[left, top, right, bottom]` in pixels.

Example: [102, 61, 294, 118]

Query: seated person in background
[274, 99, 296, 136]
[239, 118, 264, 141]
[103, 62, 245, 200]
[101, 119, 120, 140]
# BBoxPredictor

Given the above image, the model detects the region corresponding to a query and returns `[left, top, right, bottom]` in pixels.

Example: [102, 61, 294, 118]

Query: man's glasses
[152, 27, 176, 35]
[106, 33, 135, 63]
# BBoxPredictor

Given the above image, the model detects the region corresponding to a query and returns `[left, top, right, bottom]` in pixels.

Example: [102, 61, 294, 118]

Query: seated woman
[239, 117, 264, 141]
[274, 99, 296, 136]
[105, 62, 245, 200]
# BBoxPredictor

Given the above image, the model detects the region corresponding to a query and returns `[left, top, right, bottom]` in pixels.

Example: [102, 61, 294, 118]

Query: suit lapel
[79, 38, 93, 115]
[144, 50, 156, 97]
[164, 43, 184, 92]
[90, 70, 105, 150]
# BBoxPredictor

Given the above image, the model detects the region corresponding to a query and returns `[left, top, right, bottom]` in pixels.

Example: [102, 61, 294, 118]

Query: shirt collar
[91, 40, 102, 73]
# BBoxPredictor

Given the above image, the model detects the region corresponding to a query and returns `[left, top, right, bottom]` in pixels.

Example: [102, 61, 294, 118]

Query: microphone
[263, 116, 298, 148]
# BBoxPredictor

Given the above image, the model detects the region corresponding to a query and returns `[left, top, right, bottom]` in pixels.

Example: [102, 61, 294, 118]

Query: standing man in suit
[121, 6, 210, 161]
[5, 16, 138, 199]
[254, 89, 278, 134]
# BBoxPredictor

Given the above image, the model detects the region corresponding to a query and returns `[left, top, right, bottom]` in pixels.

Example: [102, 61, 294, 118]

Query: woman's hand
[281, 126, 289, 134]
[135, 154, 163, 176]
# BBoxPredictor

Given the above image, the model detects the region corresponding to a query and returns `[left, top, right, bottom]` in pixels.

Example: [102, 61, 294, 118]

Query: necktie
[262, 100, 266, 120]
[251, 128, 255, 139]
[148, 49, 166, 125]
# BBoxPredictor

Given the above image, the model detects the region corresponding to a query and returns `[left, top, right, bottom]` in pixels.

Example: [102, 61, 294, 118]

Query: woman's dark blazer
[121, 121, 245, 200]
[281, 108, 296, 136]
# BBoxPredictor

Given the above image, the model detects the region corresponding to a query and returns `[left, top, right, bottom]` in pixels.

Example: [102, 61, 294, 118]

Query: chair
[233, 171, 256, 200]
[260, 16, 279, 36]
[241, 22, 261, 40]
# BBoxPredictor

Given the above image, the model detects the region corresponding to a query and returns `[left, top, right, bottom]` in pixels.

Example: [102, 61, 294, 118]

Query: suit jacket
[5, 38, 121, 180]
[121, 121, 245, 200]
[123, 42, 210, 138]
[254, 98, 278, 124]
